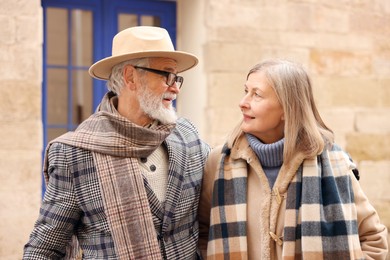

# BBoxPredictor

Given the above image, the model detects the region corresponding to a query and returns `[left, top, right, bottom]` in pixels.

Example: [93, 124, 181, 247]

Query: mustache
[162, 93, 177, 100]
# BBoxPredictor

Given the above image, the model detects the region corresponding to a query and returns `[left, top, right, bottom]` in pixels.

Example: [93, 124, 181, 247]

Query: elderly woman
[198, 59, 388, 259]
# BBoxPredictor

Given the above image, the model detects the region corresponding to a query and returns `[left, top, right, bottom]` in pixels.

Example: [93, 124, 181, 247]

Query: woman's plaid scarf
[43, 92, 175, 259]
[207, 144, 364, 259]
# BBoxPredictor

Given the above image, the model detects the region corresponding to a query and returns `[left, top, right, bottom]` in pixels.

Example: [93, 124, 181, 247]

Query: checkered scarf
[207, 144, 364, 259]
[43, 92, 175, 259]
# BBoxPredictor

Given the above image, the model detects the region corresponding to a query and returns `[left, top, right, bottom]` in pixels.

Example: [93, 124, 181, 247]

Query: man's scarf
[207, 144, 364, 259]
[43, 92, 175, 259]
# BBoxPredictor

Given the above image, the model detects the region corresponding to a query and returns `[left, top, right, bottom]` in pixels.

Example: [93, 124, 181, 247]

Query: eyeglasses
[134, 66, 184, 89]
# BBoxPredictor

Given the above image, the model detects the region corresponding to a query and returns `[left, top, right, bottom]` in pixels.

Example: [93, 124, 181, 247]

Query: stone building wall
[202, 0, 390, 256]
[0, 0, 42, 259]
[0, 0, 389, 258]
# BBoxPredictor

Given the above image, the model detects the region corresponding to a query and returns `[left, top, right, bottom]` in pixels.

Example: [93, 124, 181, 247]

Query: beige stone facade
[0, 0, 43, 259]
[1, 0, 389, 259]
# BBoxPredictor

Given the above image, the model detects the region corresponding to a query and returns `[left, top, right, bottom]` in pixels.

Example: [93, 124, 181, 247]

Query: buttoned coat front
[198, 133, 388, 260]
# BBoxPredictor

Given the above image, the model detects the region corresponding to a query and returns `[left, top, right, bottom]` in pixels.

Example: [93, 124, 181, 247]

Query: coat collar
[228, 132, 307, 194]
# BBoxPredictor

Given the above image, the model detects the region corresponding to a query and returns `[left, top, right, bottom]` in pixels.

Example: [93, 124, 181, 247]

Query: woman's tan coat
[198, 133, 388, 260]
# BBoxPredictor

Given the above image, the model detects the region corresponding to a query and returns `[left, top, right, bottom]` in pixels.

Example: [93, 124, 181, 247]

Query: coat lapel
[143, 178, 165, 231]
[161, 135, 188, 233]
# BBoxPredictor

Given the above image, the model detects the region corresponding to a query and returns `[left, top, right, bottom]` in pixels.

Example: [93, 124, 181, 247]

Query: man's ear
[123, 65, 137, 90]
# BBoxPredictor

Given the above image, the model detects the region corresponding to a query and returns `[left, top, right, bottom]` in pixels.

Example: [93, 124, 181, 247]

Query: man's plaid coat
[23, 117, 210, 259]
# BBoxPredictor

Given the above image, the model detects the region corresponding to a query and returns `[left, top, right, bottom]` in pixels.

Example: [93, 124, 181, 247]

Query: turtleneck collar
[246, 133, 284, 167]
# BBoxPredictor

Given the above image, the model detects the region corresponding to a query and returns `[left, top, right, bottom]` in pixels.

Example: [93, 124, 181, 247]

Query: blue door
[41, 0, 177, 193]
[42, 0, 177, 146]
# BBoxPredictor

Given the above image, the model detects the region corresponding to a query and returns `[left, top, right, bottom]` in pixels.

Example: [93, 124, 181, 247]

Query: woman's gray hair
[106, 58, 149, 94]
[239, 59, 334, 162]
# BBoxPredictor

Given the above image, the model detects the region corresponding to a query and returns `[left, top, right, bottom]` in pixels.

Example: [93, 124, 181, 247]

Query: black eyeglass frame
[134, 66, 184, 89]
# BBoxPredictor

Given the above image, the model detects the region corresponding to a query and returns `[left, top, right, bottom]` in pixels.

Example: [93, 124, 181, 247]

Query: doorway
[42, 0, 177, 146]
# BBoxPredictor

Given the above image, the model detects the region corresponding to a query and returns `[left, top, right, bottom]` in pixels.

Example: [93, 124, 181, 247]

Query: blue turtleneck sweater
[246, 134, 284, 188]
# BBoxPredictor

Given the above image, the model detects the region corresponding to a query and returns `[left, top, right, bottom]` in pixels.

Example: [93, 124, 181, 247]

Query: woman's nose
[239, 95, 250, 109]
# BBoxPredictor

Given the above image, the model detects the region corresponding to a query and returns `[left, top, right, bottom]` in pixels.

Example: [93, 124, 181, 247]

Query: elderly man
[23, 26, 210, 259]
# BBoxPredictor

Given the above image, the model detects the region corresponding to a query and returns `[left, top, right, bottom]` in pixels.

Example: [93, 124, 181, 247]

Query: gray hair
[247, 59, 334, 162]
[106, 58, 150, 95]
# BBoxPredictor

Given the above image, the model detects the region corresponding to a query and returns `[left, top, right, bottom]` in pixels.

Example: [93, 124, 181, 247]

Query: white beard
[138, 85, 178, 124]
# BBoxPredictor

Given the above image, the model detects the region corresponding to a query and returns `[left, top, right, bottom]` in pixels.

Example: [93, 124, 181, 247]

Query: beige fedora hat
[89, 26, 199, 80]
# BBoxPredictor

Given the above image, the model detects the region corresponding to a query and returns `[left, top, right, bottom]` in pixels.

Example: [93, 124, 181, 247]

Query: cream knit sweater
[138, 145, 169, 202]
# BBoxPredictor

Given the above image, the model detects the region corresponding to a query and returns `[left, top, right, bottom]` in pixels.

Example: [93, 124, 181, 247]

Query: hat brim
[89, 51, 198, 80]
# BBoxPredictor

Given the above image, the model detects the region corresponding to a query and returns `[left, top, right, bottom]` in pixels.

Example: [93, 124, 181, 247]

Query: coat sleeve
[23, 142, 82, 259]
[198, 146, 223, 259]
[351, 170, 388, 259]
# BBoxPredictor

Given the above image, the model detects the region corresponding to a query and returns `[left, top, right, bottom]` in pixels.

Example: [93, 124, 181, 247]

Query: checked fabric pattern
[282, 145, 364, 259]
[23, 92, 210, 259]
[207, 144, 364, 259]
